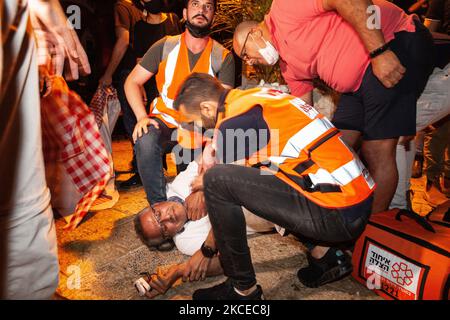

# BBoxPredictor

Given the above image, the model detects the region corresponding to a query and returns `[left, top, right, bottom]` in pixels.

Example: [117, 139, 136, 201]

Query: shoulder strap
[162, 34, 181, 61]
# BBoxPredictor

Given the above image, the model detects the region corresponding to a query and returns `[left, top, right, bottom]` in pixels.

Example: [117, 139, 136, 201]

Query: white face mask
[253, 35, 279, 65]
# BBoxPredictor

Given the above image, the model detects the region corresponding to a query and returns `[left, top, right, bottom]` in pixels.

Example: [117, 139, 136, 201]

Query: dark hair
[184, 0, 217, 10]
[174, 73, 224, 115]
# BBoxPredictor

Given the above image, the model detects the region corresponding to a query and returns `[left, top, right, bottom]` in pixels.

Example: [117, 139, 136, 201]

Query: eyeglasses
[240, 31, 252, 61]
[149, 205, 174, 239]
[189, 0, 214, 12]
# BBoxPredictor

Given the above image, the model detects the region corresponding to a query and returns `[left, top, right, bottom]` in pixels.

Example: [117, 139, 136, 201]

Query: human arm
[124, 64, 158, 142]
[99, 27, 129, 86]
[182, 230, 218, 282]
[99, 3, 136, 85]
[323, 0, 406, 88]
[29, 0, 90, 90]
[184, 142, 215, 221]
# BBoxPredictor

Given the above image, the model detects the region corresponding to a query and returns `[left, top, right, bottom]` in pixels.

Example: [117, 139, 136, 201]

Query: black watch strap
[201, 242, 218, 258]
[369, 43, 390, 59]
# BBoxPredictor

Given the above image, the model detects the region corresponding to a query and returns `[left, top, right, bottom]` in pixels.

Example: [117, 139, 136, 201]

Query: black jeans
[204, 164, 373, 291]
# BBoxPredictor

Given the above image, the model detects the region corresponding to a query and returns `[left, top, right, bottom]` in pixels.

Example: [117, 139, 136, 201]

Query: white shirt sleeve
[173, 216, 211, 256]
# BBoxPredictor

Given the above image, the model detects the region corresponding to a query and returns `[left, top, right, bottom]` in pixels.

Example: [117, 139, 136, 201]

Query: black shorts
[332, 19, 435, 140]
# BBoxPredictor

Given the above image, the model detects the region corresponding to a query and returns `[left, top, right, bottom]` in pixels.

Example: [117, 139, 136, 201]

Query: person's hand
[185, 191, 207, 221]
[144, 266, 181, 299]
[132, 117, 160, 143]
[182, 249, 212, 282]
[99, 74, 113, 87]
[371, 49, 406, 88]
[190, 173, 204, 193]
[199, 142, 216, 173]
[38, 65, 53, 97]
[29, 0, 91, 84]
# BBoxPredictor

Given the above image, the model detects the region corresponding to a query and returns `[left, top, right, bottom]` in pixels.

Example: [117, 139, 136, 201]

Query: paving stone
[54, 140, 389, 300]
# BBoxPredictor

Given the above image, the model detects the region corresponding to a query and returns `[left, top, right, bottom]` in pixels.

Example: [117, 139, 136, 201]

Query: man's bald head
[233, 20, 259, 56]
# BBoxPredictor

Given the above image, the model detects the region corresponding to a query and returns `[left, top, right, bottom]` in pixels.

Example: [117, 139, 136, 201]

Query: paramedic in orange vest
[173, 73, 375, 300]
[124, 0, 235, 205]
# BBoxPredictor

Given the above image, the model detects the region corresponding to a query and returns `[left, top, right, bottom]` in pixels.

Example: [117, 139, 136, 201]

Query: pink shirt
[265, 0, 416, 97]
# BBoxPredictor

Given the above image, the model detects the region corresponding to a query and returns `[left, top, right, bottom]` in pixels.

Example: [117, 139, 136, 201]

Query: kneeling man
[173, 73, 376, 300]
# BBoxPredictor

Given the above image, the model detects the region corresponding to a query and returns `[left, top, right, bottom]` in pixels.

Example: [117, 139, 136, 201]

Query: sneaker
[297, 248, 353, 288]
[193, 278, 264, 300]
[118, 174, 142, 190]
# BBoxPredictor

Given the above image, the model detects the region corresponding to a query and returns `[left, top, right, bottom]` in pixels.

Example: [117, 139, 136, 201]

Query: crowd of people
[0, 0, 448, 300]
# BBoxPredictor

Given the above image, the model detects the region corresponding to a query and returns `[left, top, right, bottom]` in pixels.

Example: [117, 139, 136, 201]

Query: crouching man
[172, 73, 376, 300]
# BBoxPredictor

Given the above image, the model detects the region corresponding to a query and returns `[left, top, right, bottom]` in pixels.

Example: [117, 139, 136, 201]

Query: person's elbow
[115, 30, 130, 53]
[124, 72, 139, 98]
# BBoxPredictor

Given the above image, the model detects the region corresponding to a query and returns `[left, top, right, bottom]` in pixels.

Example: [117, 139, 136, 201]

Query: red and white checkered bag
[89, 85, 119, 129]
[41, 76, 111, 229]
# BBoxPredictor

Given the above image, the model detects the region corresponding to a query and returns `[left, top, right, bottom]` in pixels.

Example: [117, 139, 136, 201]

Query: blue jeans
[134, 119, 199, 204]
[117, 69, 154, 172]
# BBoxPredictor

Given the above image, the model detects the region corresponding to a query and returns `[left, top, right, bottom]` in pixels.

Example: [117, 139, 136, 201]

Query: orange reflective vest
[214, 87, 376, 209]
[150, 32, 229, 129]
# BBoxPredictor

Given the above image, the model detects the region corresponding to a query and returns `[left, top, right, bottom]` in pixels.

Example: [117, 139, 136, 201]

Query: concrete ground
[54, 139, 448, 300]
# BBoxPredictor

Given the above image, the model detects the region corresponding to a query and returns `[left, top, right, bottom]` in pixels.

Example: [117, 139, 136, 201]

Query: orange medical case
[352, 208, 450, 300]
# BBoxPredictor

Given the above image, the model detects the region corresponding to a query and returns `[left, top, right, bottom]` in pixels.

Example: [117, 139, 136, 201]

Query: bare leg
[339, 129, 362, 150]
[362, 138, 399, 213]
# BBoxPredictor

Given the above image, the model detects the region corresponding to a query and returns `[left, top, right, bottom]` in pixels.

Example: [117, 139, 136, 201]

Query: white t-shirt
[168, 161, 275, 256]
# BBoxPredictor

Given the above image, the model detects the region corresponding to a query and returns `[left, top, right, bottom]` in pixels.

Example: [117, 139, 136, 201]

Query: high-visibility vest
[150, 32, 229, 128]
[215, 87, 376, 209]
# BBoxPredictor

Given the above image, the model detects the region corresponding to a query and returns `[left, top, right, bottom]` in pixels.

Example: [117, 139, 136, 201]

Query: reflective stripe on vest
[277, 117, 335, 160]
[151, 33, 227, 128]
[220, 88, 375, 208]
[308, 158, 373, 187]
[151, 37, 182, 127]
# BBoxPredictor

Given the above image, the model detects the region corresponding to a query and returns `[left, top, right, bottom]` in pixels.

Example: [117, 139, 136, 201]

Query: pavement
[54, 139, 448, 300]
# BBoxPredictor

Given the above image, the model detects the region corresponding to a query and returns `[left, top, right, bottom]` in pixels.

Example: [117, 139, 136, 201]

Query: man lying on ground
[133, 160, 276, 298]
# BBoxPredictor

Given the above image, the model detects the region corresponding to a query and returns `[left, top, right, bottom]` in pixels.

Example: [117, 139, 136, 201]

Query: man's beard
[185, 14, 212, 38]
[201, 115, 217, 130]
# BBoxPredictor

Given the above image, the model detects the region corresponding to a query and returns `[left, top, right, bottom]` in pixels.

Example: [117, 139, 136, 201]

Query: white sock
[234, 285, 257, 296]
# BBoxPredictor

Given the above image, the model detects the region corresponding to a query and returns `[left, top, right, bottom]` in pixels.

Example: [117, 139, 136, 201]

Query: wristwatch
[369, 43, 390, 59]
[201, 242, 218, 258]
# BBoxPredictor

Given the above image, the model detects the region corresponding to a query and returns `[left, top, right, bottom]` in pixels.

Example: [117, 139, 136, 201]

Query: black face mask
[185, 19, 212, 38]
[142, 0, 163, 14]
